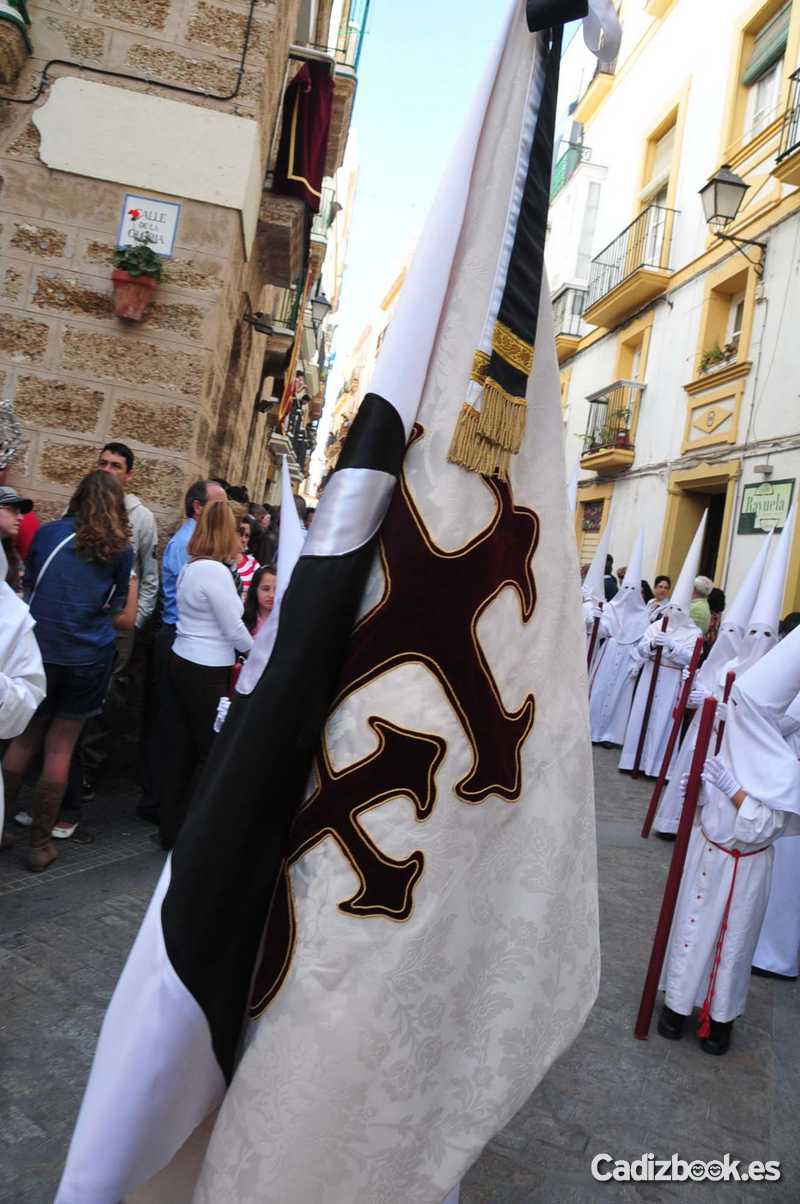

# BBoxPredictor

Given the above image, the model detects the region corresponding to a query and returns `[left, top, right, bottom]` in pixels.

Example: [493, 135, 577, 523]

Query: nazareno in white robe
[753, 699, 800, 977]
[0, 546, 46, 832]
[662, 678, 800, 1022]
[589, 581, 649, 746]
[660, 789, 792, 1021]
[652, 620, 759, 835]
[618, 615, 701, 777]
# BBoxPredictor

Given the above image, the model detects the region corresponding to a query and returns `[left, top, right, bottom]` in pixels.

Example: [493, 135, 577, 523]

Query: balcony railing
[311, 180, 337, 239]
[272, 278, 304, 331]
[778, 68, 800, 160]
[581, 380, 645, 457]
[587, 204, 677, 310]
[553, 285, 586, 337]
[550, 142, 591, 201]
[304, 0, 371, 71]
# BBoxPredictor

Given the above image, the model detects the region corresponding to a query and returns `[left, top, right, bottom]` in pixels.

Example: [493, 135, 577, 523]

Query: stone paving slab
[0, 750, 798, 1202]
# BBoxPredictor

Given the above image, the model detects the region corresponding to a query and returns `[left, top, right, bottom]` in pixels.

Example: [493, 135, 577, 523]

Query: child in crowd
[243, 566, 277, 638]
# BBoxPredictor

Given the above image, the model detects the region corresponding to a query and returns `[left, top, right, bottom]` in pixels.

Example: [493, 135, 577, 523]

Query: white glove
[702, 756, 741, 801]
[681, 666, 691, 681]
[213, 695, 231, 733]
[652, 631, 672, 649]
[679, 771, 691, 801]
[715, 702, 728, 724]
[591, 603, 604, 621]
[688, 687, 708, 709]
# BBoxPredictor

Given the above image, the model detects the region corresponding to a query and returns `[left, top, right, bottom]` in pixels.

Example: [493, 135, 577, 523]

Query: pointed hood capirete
[603, 530, 648, 645]
[747, 503, 796, 633]
[695, 531, 773, 694]
[721, 620, 800, 818]
[663, 511, 707, 632]
[582, 519, 612, 604]
[724, 503, 797, 682]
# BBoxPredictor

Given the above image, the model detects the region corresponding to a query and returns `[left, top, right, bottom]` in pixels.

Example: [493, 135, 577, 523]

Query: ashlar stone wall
[0, 0, 303, 527]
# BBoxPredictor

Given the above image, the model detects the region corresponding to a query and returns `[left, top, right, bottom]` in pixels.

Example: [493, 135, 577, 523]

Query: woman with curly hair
[2, 470, 135, 871]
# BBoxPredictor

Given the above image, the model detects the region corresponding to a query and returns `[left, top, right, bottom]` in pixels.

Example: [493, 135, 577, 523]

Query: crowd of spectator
[0, 420, 301, 872]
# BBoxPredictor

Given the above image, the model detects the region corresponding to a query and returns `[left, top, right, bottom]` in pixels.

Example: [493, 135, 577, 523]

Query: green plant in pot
[112, 222, 163, 321]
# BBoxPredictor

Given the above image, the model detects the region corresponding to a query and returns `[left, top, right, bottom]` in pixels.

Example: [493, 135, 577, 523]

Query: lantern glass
[700, 166, 748, 232]
[310, 293, 332, 330]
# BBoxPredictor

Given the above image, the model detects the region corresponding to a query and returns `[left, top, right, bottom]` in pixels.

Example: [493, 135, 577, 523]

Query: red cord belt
[696, 835, 769, 1038]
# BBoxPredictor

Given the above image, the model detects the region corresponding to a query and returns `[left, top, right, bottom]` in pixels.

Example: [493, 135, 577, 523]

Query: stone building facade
[0, 0, 362, 527]
[549, 0, 800, 613]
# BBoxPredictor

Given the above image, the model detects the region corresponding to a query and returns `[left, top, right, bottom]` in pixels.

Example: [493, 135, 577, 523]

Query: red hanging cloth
[274, 61, 334, 213]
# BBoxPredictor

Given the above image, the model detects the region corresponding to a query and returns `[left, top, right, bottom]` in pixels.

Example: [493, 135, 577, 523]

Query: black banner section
[161, 394, 406, 1081]
[526, 0, 587, 32]
[336, 393, 406, 476]
[487, 27, 561, 399]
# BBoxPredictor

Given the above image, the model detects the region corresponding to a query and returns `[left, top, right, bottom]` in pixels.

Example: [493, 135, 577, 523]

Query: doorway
[658, 461, 741, 589]
[699, 492, 725, 580]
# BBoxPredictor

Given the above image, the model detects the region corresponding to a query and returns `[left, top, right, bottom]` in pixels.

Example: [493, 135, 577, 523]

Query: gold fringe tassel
[447, 404, 484, 472]
[476, 378, 528, 455]
[447, 403, 512, 482]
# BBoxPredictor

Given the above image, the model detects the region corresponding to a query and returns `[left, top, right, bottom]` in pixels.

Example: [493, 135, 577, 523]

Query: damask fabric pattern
[192, 8, 599, 1201]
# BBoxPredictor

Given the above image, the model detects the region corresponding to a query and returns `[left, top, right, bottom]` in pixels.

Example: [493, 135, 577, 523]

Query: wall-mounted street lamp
[243, 311, 274, 336]
[699, 165, 766, 276]
[310, 292, 332, 335]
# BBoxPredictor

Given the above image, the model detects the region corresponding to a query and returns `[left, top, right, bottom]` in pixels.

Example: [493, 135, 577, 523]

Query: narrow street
[2, 749, 799, 1203]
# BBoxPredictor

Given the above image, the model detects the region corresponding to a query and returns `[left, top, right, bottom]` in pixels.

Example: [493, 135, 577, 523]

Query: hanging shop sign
[117, 195, 181, 258]
[737, 478, 795, 534]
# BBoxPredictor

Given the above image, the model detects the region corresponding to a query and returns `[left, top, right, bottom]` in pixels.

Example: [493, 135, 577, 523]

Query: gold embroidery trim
[492, 320, 534, 376]
[483, 375, 528, 407]
[470, 350, 490, 385]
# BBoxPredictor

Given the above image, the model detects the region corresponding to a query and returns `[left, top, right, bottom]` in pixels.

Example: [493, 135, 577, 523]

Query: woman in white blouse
[158, 499, 252, 848]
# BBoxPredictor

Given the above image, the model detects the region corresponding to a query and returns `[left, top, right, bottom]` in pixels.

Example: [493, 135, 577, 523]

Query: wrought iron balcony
[583, 204, 677, 328]
[550, 142, 591, 201]
[552, 285, 586, 362]
[580, 380, 645, 474]
[309, 180, 337, 281]
[775, 69, 800, 188]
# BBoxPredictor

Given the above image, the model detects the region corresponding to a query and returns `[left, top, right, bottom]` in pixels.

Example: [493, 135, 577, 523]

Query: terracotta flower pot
[112, 269, 158, 321]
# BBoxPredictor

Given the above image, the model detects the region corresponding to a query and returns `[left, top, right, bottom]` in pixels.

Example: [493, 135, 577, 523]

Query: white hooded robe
[589, 577, 649, 746]
[618, 612, 702, 778]
[662, 679, 800, 1021]
[0, 545, 46, 832]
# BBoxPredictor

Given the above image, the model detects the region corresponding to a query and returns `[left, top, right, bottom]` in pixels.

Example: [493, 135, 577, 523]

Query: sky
[326, 0, 514, 394]
[327, 1, 580, 400]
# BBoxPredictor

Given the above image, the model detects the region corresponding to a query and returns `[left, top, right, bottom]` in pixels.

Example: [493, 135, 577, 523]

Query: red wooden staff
[640, 636, 704, 838]
[631, 615, 669, 779]
[714, 671, 736, 755]
[634, 695, 717, 1040]
[587, 601, 603, 673]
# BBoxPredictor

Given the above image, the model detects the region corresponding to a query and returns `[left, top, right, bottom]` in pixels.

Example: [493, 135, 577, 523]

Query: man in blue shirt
[161, 479, 227, 627]
[138, 479, 226, 822]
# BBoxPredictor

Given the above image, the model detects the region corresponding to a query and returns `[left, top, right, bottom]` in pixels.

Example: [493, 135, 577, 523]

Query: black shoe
[657, 1005, 686, 1040]
[80, 776, 96, 803]
[700, 1019, 733, 1056]
[656, 832, 677, 843]
[600, 741, 615, 749]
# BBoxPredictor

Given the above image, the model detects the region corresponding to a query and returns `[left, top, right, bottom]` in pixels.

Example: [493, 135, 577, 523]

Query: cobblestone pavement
[1, 748, 798, 1203]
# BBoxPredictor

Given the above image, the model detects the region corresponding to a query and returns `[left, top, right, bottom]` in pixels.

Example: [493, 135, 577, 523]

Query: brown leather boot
[1, 768, 26, 851]
[28, 780, 64, 873]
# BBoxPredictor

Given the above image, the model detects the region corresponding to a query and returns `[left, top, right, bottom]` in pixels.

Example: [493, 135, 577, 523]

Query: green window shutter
[742, 2, 791, 86]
